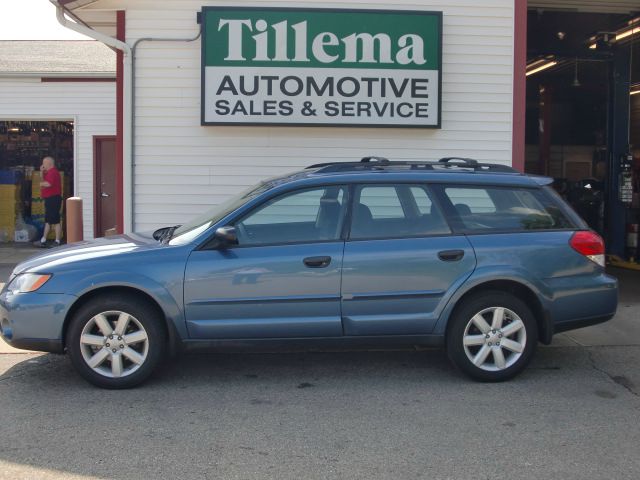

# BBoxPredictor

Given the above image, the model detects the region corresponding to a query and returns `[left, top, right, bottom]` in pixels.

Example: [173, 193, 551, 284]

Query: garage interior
[525, 5, 640, 262]
[0, 120, 73, 242]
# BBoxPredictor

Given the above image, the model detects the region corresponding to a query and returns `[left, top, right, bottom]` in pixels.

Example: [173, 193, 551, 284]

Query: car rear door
[340, 183, 476, 336]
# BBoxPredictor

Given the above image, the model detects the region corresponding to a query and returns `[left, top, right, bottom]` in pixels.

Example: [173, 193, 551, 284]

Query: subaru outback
[0, 157, 618, 388]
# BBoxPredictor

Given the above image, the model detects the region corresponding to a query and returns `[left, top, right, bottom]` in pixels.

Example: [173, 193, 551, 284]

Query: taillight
[570, 231, 605, 267]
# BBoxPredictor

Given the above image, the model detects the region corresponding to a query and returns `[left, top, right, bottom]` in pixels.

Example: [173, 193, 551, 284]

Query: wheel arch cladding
[444, 280, 551, 345]
[62, 286, 179, 355]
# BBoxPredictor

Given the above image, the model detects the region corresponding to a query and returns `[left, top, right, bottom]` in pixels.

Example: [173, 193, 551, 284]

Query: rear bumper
[0, 290, 74, 354]
[546, 272, 617, 338]
[553, 313, 616, 334]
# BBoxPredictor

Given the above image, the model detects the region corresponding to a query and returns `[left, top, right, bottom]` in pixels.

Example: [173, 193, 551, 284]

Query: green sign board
[201, 7, 442, 127]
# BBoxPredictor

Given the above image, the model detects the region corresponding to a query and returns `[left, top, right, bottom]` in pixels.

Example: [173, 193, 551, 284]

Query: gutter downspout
[53, 1, 202, 233]
[51, 0, 134, 233]
[130, 29, 201, 231]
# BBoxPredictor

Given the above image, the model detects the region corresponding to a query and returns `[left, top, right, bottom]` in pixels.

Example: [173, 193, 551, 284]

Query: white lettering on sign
[217, 19, 427, 65]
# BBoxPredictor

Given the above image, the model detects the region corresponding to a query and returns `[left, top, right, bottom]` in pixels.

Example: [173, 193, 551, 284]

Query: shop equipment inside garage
[0, 121, 72, 243]
[525, 7, 640, 268]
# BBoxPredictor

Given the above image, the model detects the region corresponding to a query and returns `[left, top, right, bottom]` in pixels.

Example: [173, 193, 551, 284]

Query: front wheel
[447, 291, 538, 381]
[67, 295, 166, 388]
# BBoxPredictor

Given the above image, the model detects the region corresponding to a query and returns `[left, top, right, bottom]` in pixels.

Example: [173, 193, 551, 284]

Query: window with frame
[358, 186, 405, 219]
[446, 188, 496, 214]
[234, 186, 346, 246]
[350, 184, 450, 240]
[442, 186, 574, 232]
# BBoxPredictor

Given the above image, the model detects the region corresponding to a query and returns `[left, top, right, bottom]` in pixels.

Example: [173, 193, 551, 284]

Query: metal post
[606, 45, 631, 256]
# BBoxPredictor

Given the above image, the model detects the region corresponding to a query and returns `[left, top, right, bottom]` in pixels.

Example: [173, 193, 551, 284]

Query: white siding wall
[95, 0, 515, 231]
[0, 78, 116, 239]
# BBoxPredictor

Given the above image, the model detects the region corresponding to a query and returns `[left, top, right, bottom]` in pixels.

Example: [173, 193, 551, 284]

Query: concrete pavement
[0, 244, 41, 288]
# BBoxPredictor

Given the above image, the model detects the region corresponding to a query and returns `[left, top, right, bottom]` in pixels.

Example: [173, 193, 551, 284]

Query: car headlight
[6, 273, 52, 294]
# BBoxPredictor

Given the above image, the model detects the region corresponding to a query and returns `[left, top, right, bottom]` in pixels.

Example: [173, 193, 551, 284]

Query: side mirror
[214, 226, 237, 246]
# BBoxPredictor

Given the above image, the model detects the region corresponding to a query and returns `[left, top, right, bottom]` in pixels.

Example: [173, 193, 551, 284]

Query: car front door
[184, 185, 347, 339]
[341, 183, 476, 336]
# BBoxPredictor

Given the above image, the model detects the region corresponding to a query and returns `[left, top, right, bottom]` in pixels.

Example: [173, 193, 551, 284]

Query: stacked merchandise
[31, 171, 66, 240]
[0, 170, 23, 242]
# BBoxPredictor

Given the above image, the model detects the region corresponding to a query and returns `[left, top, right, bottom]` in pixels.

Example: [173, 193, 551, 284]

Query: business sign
[201, 7, 442, 128]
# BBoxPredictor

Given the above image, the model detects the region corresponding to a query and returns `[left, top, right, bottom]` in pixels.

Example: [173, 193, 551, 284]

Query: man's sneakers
[34, 239, 62, 248]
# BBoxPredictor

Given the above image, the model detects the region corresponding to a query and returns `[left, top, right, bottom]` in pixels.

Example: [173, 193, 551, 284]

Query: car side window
[445, 187, 497, 215]
[234, 186, 346, 246]
[350, 184, 450, 240]
[358, 186, 405, 219]
[442, 186, 574, 231]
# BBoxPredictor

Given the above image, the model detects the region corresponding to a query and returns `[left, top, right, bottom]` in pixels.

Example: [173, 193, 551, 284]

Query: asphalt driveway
[1, 342, 639, 480]
[1, 247, 639, 479]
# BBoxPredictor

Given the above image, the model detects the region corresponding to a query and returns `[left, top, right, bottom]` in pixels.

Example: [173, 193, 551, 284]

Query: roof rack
[439, 157, 478, 166]
[361, 156, 390, 164]
[306, 157, 518, 174]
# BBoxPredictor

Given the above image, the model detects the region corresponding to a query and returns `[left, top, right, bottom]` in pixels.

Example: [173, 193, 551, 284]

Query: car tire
[67, 294, 166, 389]
[446, 291, 538, 382]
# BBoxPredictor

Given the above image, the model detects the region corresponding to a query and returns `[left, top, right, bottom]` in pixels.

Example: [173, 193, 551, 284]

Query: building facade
[17, 0, 638, 257]
[54, 0, 523, 236]
[0, 41, 115, 240]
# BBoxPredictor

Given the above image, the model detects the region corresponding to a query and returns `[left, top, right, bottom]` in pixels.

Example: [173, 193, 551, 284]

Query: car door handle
[303, 256, 332, 268]
[438, 250, 465, 262]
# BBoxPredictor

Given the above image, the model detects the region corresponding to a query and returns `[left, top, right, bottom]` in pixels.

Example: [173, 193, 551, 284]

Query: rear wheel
[67, 295, 166, 388]
[447, 291, 538, 381]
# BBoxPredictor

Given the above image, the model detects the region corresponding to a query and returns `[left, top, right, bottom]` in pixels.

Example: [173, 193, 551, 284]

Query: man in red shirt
[39, 156, 62, 247]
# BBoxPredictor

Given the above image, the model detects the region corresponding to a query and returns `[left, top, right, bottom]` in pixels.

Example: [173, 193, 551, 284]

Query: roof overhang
[58, 0, 101, 9]
[52, 0, 118, 38]
[529, 1, 639, 14]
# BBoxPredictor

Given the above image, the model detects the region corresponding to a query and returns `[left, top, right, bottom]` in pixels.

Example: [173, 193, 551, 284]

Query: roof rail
[361, 156, 390, 164]
[307, 156, 390, 169]
[439, 157, 478, 166]
[306, 157, 518, 174]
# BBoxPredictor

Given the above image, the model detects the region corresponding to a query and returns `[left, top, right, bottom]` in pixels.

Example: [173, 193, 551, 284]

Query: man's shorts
[44, 195, 62, 224]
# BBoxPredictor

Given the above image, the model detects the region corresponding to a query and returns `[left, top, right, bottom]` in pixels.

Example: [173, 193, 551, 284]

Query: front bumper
[0, 290, 76, 354]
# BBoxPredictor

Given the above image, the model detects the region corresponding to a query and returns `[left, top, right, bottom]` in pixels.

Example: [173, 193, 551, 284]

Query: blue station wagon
[0, 157, 618, 388]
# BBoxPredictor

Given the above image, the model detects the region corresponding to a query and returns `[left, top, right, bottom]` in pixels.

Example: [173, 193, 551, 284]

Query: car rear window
[442, 186, 574, 232]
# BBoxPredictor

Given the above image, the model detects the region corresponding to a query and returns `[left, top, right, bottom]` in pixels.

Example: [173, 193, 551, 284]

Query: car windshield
[168, 181, 272, 245]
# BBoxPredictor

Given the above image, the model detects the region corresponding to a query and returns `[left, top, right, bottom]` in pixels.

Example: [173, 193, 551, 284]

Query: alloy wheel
[462, 306, 527, 372]
[79, 310, 149, 378]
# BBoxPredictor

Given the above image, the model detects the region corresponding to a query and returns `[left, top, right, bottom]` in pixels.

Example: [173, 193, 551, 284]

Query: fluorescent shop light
[526, 61, 558, 76]
[617, 26, 640, 41]
[617, 18, 640, 41]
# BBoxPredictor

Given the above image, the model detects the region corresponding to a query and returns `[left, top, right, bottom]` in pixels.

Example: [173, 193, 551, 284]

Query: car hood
[13, 232, 162, 276]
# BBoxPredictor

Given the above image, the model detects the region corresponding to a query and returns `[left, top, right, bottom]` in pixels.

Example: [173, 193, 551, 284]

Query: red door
[94, 136, 117, 237]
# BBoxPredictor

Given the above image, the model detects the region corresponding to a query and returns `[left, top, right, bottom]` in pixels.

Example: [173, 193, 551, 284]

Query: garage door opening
[0, 120, 74, 243]
[525, 9, 640, 261]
